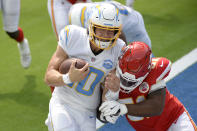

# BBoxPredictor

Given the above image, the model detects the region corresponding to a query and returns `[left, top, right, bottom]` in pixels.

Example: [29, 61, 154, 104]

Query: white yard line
[165, 48, 197, 82]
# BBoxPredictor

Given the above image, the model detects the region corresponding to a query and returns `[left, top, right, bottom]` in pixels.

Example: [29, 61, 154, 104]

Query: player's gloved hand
[99, 101, 128, 117]
[105, 115, 119, 124]
[100, 112, 119, 124]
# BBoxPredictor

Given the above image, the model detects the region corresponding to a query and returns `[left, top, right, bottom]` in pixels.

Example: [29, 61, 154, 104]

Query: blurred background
[0, 0, 197, 130]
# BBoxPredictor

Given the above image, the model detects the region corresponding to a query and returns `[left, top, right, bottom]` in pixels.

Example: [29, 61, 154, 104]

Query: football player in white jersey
[44, 4, 125, 131]
[0, 0, 31, 68]
[48, 1, 151, 93]
[48, 0, 92, 93]
[69, 1, 151, 47]
[47, 0, 92, 40]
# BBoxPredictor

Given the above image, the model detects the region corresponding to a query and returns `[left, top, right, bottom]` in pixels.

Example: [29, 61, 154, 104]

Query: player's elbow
[44, 72, 51, 86]
[154, 104, 164, 116]
[152, 100, 165, 116]
[44, 77, 49, 86]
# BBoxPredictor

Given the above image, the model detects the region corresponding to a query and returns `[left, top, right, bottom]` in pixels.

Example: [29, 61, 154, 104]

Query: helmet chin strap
[89, 41, 103, 55]
[120, 83, 137, 93]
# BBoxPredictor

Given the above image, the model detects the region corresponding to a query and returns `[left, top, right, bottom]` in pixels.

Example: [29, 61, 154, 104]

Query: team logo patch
[139, 82, 149, 93]
[103, 60, 113, 70]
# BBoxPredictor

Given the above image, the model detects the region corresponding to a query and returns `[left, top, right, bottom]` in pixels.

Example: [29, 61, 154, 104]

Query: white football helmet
[69, 3, 92, 28]
[88, 4, 122, 50]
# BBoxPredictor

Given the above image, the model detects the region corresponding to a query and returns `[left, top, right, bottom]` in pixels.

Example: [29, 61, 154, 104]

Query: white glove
[100, 112, 119, 124]
[105, 115, 119, 124]
[99, 101, 128, 117]
[99, 112, 107, 123]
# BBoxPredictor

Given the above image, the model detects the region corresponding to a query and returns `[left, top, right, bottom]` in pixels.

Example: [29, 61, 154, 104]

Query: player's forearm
[44, 69, 65, 87]
[102, 85, 108, 101]
[126, 88, 166, 117]
[126, 100, 163, 117]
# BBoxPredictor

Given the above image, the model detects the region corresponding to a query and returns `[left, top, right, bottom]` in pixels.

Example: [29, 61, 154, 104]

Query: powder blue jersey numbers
[67, 66, 105, 96]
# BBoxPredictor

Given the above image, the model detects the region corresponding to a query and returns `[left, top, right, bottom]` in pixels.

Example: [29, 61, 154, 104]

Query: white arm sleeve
[105, 89, 120, 101]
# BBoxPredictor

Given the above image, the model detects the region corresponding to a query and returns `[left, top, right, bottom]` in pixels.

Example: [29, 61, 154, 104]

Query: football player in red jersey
[99, 42, 197, 131]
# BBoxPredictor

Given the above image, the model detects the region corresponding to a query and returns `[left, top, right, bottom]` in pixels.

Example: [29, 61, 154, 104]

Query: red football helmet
[117, 42, 152, 93]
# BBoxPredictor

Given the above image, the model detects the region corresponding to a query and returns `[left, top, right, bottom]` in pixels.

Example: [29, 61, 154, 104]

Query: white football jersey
[52, 25, 125, 111]
[69, 1, 151, 47]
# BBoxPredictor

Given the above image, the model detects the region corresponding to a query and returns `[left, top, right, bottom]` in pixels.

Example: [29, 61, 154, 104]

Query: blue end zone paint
[167, 62, 197, 124]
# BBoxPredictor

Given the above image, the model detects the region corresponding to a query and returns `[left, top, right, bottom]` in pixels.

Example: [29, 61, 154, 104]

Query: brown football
[59, 58, 87, 74]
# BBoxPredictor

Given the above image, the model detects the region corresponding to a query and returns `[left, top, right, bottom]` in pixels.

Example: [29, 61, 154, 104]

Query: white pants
[47, 0, 72, 39]
[167, 111, 197, 131]
[0, 0, 20, 32]
[47, 97, 96, 131]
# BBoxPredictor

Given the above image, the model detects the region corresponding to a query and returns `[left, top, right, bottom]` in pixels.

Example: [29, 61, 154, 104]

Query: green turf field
[0, 0, 197, 130]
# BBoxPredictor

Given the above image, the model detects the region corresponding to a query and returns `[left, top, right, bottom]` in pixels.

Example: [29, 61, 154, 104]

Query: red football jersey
[118, 57, 185, 131]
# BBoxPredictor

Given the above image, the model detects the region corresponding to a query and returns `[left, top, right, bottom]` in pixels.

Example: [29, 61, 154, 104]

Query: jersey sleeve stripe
[149, 80, 166, 94]
[80, 7, 87, 27]
[156, 61, 172, 82]
[69, 13, 72, 24]
[51, 0, 58, 40]
[64, 26, 69, 45]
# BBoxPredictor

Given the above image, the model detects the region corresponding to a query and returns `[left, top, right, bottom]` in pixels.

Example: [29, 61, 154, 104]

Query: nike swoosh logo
[160, 61, 163, 67]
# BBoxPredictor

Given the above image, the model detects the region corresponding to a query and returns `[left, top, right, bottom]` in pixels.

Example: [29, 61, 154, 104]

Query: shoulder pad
[149, 57, 171, 82]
